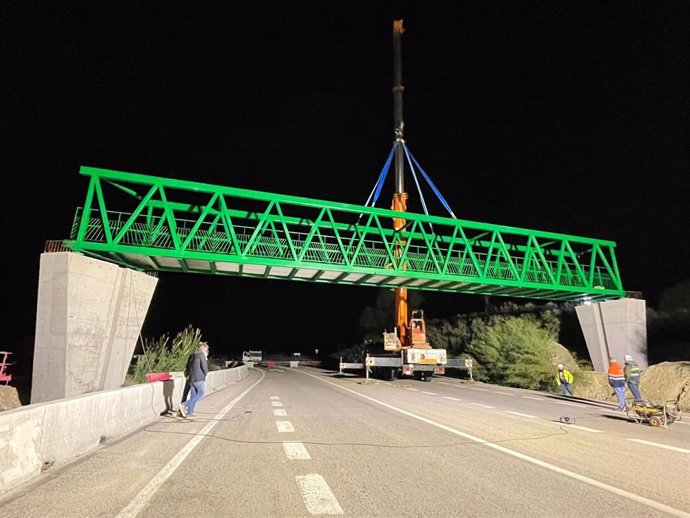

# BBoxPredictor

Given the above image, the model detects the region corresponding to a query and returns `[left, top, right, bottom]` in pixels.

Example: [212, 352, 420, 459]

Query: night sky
[2, 2, 689, 362]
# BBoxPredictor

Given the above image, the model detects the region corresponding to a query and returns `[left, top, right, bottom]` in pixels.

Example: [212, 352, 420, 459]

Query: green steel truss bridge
[63, 166, 624, 302]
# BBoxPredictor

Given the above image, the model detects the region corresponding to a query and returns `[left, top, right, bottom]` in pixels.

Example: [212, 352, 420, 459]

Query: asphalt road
[1, 367, 688, 517]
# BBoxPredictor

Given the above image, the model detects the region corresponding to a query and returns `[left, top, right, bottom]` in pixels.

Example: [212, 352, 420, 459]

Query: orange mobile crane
[366, 20, 447, 381]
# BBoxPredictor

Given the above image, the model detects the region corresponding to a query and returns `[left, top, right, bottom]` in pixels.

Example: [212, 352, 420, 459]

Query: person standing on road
[608, 357, 627, 410]
[179, 342, 209, 419]
[624, 354, 643, 401]
[556, 364, 574, 396]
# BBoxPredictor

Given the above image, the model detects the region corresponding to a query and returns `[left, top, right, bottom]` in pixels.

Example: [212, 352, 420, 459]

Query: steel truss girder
[64, 166, 625, 302]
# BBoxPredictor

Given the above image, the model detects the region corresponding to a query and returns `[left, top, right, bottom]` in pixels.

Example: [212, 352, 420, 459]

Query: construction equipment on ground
[626, 399, 683, 428]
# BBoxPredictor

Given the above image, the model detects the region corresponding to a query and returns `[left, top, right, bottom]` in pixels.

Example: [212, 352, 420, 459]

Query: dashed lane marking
[471, 403, 495, 409]
[443, 396, 463, 401]
[283, 442, 311, 460]
[405, 388, 419, 391]
[422, 391, 438, 396]
[271, 401, 283, 407]
[627, 439, 690, 454]
[276, 421, 295, 433]
[299, 370, 690, 518]
[504, 411, 536, 418]
[273, 409, 287, 416]
[562, 424, 604, 433]
[296, 474, 344, 515]
[468, 387, 489, 392]
[116, 370, 266, 518]
[270, 396, 280, 400]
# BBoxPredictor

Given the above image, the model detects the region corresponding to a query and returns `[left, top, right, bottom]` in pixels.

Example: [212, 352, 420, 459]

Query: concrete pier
[31, 252, 158, 403]
[576, 298, 647, 372]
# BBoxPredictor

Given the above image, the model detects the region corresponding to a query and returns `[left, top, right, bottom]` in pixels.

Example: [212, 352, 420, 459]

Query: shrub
[128, 325, 204, 384]
[467, 316, 555, 390]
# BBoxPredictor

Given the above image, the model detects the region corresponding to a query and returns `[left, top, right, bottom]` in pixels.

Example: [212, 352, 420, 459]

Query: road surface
[1, 367, 688, 517]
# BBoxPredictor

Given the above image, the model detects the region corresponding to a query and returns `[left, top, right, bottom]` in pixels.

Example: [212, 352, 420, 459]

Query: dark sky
[2, 1, 689, 359]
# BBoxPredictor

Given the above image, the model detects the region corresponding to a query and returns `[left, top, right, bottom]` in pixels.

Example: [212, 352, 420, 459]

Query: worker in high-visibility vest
[624, 354, 643, 401]
[608, 357, 627, 410]
[556, 364, 574, 396]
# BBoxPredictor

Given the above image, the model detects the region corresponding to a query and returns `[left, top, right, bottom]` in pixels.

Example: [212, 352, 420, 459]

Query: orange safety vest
[608, 362, 624, 377]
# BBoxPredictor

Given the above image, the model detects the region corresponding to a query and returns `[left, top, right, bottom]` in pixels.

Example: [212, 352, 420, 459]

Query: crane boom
[392, 19, 409, 347]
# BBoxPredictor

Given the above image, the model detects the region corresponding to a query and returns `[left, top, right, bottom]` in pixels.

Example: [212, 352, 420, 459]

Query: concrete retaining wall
[0, 365, 248, 496]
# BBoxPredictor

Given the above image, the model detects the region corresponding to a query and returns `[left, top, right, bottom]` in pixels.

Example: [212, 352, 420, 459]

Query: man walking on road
[179, 342, 209, 419]
[556, 364, 574, 396]
[608, 357, 627, 410]
[624, 354, 643, 401]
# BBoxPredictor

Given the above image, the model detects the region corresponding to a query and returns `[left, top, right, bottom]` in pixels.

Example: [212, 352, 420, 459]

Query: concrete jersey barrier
[0, 365, 248, 496]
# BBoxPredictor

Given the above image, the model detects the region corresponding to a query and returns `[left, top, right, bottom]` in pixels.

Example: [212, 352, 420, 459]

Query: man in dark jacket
[179, 342, 209, 418]
[624, 354, 643, 401]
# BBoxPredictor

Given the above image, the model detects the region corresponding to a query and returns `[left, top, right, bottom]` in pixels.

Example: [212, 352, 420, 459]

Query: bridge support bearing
[31, 252, 157, 404]
[575, 298, 648, 372]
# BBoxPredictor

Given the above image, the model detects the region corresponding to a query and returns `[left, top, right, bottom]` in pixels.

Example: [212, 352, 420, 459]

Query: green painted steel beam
[62, 166, 625, 302]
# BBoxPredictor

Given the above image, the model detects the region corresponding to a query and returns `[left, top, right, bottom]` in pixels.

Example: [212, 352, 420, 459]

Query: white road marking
[116, 371, 266, 518]
[276, 421, 295, 433]
[469, 387, 489, 392]
[496, 392, 514, 396]
[422, 391, 438, 396]
[300, 371, 690, 518]
[443, 396, 463, 401]
[273, 409, 287, 416]
[283, 442, 311, 459]
[471, 403, 495, 409]
[405, 388, 419, 391]
[296, 474, 344, 515]
[504, 411, 536, 419]
[522, 396, 545, 401]
[627, 439, 690, 454]
[562, 424, 604, 433]
[270, 396, 280, 400]
[271, 401, 283, 407]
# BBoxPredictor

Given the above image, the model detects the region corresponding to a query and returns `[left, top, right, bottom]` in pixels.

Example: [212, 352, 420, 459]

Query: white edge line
[297, 370, 690, 518]
[627, 438, 690, 454]
[116, 371, 266, 518]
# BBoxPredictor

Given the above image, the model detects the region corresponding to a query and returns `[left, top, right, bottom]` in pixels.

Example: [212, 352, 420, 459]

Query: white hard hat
[624, 354, 633, 362]
[557, 364, 564, 370]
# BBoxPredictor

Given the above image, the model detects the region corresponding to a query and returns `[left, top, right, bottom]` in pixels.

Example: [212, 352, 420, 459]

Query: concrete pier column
[31, 252, 158, 403]
[575, 298, 648, 372]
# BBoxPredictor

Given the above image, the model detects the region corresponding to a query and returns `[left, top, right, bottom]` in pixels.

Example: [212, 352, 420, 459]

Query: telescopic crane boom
[392, 19, 410, 347]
